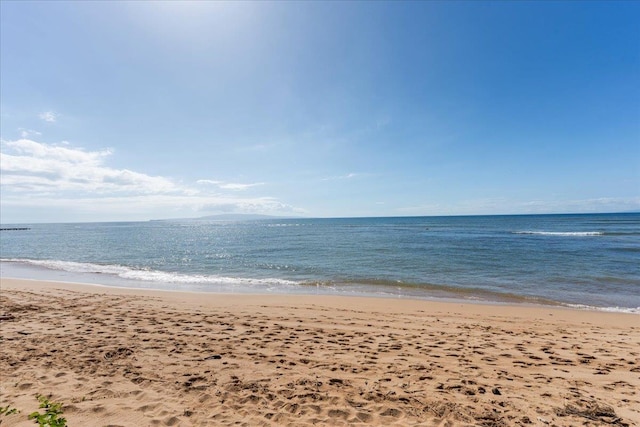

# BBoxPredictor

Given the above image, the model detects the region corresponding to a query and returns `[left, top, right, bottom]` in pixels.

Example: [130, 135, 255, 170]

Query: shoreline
[0, 277, 640, 315]
[1, 277, 639, 426]
[2, 276, 635, 316]
[3, 259, 639, 314]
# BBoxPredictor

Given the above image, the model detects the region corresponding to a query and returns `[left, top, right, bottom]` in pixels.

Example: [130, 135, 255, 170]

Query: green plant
[0, 403, 20, 416]
[28, 395, 67, 427]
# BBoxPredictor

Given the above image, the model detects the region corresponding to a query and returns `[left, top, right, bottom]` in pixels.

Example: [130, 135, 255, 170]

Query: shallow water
[1, 213, 638, 311]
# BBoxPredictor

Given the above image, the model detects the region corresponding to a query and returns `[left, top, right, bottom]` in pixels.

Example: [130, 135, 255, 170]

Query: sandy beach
[1, 278, 638, 426]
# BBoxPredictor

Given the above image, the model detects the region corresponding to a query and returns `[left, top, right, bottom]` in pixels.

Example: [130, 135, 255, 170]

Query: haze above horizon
[1, 1, 638, 223]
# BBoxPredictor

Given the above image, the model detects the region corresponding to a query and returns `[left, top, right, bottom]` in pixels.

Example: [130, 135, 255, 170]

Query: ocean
[1, 213, 638, 312]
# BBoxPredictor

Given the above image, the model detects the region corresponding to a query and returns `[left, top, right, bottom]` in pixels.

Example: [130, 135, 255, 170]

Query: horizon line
[1, 210, 638, 226]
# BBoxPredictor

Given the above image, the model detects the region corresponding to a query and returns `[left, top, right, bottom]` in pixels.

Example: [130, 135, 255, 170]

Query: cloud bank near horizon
[1, 137, 637, 223]
[0, 138, 299, 221]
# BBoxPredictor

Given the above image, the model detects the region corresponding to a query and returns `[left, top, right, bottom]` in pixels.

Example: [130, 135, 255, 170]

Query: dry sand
[1, 278, 638, 426]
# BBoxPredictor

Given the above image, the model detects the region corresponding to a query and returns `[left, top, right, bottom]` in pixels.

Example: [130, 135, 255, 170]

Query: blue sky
[1, 1, 638, 223]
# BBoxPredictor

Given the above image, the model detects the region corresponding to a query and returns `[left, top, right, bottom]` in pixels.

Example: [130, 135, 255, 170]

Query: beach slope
[1, 279, 638, 426]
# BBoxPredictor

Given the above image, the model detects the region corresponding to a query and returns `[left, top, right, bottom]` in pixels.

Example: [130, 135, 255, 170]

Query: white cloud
[197, 179, 264, 191]
[219, 182, 264, 190]
[518, 197, 640, 214]
[321, 172, 361, 181]
[0, 138, 297, 222]
[39, 111, 58, 123]
[18, 128, 42, 138]
[196, 179, 224, 186]
[0, 139, 175, 194]
[0, 194, 301, 222]
[4, 139, 111, 164]
[397, 197, 640, 216]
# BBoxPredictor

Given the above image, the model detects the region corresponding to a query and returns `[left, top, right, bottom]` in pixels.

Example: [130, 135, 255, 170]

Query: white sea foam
[4, 259, 132, 275]
[514, 231, 604, 236]
[1, 258, 299, 288]
[565, 303, 640, 314]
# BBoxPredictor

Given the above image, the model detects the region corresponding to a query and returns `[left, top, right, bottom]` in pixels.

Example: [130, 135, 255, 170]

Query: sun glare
[125, 0, 255, 42]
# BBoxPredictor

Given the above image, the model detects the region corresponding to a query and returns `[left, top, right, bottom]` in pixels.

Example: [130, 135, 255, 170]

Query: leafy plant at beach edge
[0, 403, 20, 416]
[28, 395, 67, 427]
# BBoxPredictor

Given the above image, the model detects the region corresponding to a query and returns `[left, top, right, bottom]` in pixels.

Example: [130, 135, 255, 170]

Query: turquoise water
[1, 213, 638, 312]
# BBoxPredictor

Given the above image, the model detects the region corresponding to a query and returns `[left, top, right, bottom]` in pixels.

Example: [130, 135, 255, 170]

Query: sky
[1, 1, 639, 223]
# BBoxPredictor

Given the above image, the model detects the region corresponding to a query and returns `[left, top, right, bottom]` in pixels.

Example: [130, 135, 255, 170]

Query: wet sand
[1, 278, 638, 426]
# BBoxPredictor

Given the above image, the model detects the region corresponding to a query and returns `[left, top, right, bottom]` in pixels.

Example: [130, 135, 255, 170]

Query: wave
[299, 278, 573, 307]
[564, 304, 640, 314]
[514, 231, 604, 236]
[3, 258, 638, 314]
[0, 258, 300, 288]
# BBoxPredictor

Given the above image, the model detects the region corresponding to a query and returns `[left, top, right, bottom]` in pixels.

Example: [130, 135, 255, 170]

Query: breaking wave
[514, 231, 604, 236]
[565, 304, 640, 314]
[0, 258, 300, 288]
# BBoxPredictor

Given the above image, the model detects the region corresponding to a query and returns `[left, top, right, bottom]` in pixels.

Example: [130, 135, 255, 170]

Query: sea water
[1, 213, 638, 312]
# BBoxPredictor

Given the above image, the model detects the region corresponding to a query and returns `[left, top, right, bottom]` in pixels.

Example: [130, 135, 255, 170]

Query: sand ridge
[1, 279, 639, 426]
